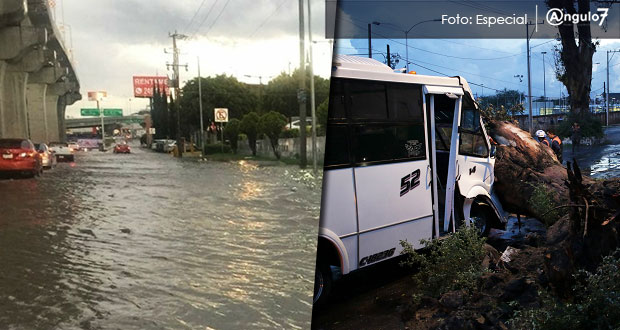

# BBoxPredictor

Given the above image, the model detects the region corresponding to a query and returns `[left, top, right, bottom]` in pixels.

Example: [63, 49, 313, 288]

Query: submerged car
[113, 143, 131, 154]
[0, 138, 43, 177]
[49, 142, 75, 162]
[34, 143, 56, 169]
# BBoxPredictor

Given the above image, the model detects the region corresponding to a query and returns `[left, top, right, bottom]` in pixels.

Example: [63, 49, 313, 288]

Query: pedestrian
[571, 122, 581, 153]
[547, 130, 563, 163]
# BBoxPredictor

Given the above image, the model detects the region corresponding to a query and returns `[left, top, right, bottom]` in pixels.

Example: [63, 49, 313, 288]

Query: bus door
[423, 86, 464, 236]
[349, 80, 434, 269]
[456, 96, 494, 203]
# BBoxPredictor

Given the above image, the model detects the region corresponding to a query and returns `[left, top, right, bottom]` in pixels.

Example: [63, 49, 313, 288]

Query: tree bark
[546, 0, 596, 120]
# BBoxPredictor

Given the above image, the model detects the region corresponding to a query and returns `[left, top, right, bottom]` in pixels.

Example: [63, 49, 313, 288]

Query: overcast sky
[59, 0, 332, 118]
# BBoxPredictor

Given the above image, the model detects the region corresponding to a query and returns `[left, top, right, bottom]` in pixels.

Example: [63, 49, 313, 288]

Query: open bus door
[424, 86, 464, 237]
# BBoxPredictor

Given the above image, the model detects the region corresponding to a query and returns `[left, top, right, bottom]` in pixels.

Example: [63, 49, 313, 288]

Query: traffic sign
[214, 108, 229, 122]
[80, 108, 124, 117]
[103, 108, 123, 117]
[81, 108, 100, 116]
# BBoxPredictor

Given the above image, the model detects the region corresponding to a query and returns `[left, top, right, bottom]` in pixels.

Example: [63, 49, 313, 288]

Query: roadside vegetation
[400, 226, 488, 303]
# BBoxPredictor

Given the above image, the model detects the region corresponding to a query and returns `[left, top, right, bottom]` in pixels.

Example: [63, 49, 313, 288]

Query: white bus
[314, 55, 508, 304]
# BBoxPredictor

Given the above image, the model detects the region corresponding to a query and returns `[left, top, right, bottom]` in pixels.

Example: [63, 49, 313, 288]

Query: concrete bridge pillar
[0, 68, 28, 138]
[0, 0, 28, 28]
[25, 82, 47, 142]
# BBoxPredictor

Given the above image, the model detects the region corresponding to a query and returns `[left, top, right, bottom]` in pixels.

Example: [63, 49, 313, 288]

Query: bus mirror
[490, 145, 496, 158]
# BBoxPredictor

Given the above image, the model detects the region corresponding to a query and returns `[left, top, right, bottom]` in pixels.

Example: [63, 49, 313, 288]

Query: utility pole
[198, 56, 205, 158]
[542, 51, 547, 113]
[167, 31, 188, 157]
[307, 0, 317, 174]
[298, 0, 307, 168]
[526, 21, 535, 134]
[367, 23, 372, 58]
[607, 50, 619, 127]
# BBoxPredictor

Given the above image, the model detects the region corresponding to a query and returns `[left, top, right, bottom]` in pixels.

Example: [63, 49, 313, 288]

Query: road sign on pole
[81, 108, 100, 116]
[80, 108, 123, 117]
[103, 108, 123, 117]
[214, 108, 229, 122]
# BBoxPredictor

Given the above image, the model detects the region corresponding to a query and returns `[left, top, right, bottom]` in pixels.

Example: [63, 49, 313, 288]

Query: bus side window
[328, 78, 346, 119]
[324, 125, 350, 168]
[348, 80, 388, 120]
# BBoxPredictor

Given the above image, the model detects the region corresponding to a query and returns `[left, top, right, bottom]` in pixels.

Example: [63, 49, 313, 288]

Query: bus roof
[332, 55, 476, 102]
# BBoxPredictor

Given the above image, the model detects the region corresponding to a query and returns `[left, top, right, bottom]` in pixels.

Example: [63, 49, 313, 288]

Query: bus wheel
[313, 263, 332, 306]
[470, 201, 493, 236]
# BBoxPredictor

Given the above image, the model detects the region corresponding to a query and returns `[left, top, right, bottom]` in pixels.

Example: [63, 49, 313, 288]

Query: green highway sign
[80, 108, 123, 117]
[80, 108, 100, 116]
[103, 108, 123, 117]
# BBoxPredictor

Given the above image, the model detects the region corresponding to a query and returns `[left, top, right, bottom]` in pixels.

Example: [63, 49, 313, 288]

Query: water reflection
[0, 146, 320, 329]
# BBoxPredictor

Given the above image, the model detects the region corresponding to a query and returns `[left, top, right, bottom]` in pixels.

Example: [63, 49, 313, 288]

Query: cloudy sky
[57, 0, 332, 118]
[334, 36, 620, 103]
[336, 36, 620, 103]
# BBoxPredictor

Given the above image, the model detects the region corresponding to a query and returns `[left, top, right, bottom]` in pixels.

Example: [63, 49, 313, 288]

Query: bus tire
[470, 201, 494, 236]
[313, 262, 333, 307]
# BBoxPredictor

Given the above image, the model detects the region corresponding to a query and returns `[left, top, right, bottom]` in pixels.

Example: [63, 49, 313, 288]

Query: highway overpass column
[1, 70, 29, 138]
[25, 83, 48, 142]
[45, 94, 59, 142]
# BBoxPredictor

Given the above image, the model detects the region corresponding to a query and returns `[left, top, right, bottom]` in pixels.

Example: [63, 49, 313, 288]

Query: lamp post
[514, 75, 523, 105]
[372, 19, 441, 72]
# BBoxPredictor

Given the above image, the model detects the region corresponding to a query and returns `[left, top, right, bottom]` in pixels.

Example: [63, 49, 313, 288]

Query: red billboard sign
[133, 76, 170, 98]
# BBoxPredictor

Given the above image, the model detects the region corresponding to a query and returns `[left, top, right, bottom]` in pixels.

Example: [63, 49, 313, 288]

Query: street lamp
[373, 19, 441, 72]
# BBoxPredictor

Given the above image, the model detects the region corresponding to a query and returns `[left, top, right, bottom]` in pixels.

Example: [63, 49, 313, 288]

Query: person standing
[547, 130, 563, 163]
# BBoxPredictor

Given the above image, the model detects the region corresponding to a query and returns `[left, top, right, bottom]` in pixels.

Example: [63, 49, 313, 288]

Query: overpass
[0, 0, 81, 143]
[65, 115, 145, 129]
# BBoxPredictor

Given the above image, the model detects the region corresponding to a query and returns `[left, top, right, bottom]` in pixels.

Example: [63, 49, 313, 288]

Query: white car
[48, 142, 75, 162]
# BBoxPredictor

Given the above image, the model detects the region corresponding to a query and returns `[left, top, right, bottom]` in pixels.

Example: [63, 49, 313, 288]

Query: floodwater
[563, 125, 620, 179]
[0, 144, 321, 329]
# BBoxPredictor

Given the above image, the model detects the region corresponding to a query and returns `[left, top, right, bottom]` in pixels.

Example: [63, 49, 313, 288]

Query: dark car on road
[113, 142, 131, 154]
[0, 138, 43, 178]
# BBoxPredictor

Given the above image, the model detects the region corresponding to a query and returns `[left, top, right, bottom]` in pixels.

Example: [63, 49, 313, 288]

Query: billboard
[133, 76, 170, 98]
[87, 91, 107, 101]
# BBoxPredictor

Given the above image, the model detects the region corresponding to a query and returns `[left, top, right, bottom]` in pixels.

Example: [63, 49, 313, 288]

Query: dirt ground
[311, 217, 546, 330]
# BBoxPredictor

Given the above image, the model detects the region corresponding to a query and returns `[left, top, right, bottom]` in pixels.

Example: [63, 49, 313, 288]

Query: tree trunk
[489, 120, 572, 218]
[269, 137, 280, 159]
[249, 137, 257, 156]
[546, 0, 595, 120]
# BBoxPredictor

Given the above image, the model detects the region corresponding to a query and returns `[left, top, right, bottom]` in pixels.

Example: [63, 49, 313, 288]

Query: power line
[190, 0, 220, 38]
[249, 0, 288, 38]
[184, 0, 209, 34]
[203, 0, 232, 36]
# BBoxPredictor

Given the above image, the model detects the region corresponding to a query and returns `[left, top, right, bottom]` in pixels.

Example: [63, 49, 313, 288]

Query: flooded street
[0, 145, 320, 329]
[563, 125, 620, 179]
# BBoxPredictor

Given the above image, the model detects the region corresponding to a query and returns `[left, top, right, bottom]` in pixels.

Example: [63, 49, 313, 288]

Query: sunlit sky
[58, 0, 332, 118]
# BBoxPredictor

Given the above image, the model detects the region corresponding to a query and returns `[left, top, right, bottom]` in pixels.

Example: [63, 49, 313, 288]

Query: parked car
[113, 142, 131, 154]
[0, 138, 43, 177]
[34, 143, 56, 169]
[49, 142, 75, 162]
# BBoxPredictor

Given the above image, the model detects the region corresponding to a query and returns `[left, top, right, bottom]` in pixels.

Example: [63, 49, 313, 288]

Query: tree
[240, 112, 260, 156]
[225, 118, 241, 154]
[151, 84, 169, 139]
[316, 98, 329, 136]
[179, 75, 258, 136]
[546, 0, 597, 122]
[259, 111, 287, 159]
[262, 69, 330, 122]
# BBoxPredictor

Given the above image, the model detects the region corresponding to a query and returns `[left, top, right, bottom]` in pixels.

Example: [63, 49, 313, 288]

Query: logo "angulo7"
[546, 8, 609, 26]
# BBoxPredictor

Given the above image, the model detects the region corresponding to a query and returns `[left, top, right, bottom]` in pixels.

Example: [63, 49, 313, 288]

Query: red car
[0, 138, 43, 177]
[113, 143, 131, 154]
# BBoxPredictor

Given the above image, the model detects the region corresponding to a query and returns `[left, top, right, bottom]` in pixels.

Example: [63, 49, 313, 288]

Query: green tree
[225, 118, 241, 153]
[316, 98, 329, 136]
[259, 111, 287, 159]
[179, 75, 258, 136]
[240, 112, 260, 156]
[262, 69, 330, 123]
